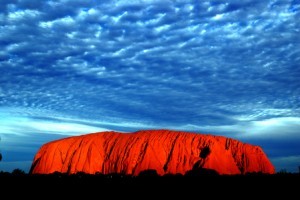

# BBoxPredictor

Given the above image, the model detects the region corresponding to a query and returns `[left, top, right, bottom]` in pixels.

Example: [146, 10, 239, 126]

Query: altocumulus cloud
[0, 0, 300, 172]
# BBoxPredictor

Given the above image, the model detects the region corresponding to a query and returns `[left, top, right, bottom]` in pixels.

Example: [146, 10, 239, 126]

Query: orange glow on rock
[30, 130, 275, 175]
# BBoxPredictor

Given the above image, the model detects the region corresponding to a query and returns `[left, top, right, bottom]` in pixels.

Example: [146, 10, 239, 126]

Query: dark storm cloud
[1, 0, 300, 172]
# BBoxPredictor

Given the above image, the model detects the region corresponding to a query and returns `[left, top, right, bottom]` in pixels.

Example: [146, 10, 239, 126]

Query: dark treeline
[1, 167, 299, 177]
[0, 169, 299, 198]
[0, 168, 299, 181]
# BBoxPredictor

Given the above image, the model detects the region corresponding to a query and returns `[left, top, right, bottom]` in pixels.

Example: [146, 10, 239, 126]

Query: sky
[0, 0, 299, 173]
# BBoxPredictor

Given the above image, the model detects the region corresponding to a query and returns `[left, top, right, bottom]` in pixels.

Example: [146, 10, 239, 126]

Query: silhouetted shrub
[51, 171, 65, 178]
[76, 171, 88, 177]
[138, 169, 159, 177]
[245, 171, 264, 176]
[105, 173, 128, 179]
[277, 169, 288, 174]
[95, 172, 104, 176]
[163, 173, 183, 177]
[0, 171, 10, 176]
[12, 168, 26, 175]
[185, 168, 219, 176]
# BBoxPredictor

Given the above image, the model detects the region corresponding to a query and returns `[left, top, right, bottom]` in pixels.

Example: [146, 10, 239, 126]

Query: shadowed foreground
[31, 130, 275, 175]
[0, 172, 298, 197]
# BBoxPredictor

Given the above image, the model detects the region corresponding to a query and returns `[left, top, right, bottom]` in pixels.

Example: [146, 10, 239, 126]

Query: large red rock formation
[30, 130, 275, 175]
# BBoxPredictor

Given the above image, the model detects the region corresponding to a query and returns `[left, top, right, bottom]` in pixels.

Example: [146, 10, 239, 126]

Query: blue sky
[0, 0, 300, 173]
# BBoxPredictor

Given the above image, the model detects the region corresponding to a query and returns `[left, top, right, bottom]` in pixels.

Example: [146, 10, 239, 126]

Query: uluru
[30, 130, 275, 175]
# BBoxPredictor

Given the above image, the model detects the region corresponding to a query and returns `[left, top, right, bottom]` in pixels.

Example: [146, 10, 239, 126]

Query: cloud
[245, 117, 300, 139]
[0, 107, 160, 139]
[1, 117, 106, 136]
[1, 1, 298, 115]
[175, 116, 300, 139]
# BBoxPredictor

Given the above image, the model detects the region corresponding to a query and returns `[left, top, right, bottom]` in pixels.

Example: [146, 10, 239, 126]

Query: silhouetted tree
[0, 136, 2, 161]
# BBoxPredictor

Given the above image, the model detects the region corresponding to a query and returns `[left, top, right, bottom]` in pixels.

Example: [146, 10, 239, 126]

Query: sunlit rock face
[30, 130, 275, 175]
